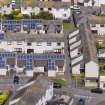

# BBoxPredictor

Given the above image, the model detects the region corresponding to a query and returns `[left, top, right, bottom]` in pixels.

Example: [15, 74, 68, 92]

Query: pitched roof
[35, 1, 70, 9]
[79, 23, 98, 63]
[89, 15, 105, 24]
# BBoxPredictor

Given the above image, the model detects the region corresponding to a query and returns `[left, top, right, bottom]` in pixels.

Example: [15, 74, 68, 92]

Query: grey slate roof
[34, 1, 70, 9]
[89, 16, 105, 24]
[79, 23, 97, 63]
[84, 0, 90, 3]
[5, 32, 64, 42]
[3, 20, 64, 42]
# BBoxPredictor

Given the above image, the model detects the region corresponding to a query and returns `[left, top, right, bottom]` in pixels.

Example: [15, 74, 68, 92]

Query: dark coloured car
[77, 98, 85, 105]
[91, 88, 103, 94]
[13, 75, 19, 84]
[53, 82, 62, 89]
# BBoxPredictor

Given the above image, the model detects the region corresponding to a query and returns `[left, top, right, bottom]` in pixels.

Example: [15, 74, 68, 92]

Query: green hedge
[53, 79, 66, 85]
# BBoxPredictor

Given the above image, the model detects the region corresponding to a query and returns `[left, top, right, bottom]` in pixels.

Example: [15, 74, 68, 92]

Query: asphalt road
[0, 76, 30, 91]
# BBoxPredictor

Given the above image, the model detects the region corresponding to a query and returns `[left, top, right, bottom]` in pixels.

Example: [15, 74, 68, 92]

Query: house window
[91, 30, 97, 34]
[98, 40, 103, 44]
[47, 42, 52, 46]
[27, 49, 34, 54]
[14, 48, 22, 53]
[7, 41, 12, 45]
[27, 42, 32, 46]
[100, 24, 104, 27]
[103, 83, 105, 87]
[91, 24, 96, 27]
[17, 41, 22, 45]
[57, 42, 61, 46]
[40, 8, 43, 11]
[36, 42, 42, 46]
[48, 8, 52, 11]
[63, 14, 67, 17]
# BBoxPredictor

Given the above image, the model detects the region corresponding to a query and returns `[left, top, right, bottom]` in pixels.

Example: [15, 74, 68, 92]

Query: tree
[12, 10, 21, 15]
[13, 13, 23, 20]
[23, 14, 30, 19]
[4, 14, 14, 19]
[38, 11, 53, 20]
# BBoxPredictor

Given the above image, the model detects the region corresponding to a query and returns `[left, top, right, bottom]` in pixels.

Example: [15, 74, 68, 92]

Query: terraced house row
[0, 19, 65, 77]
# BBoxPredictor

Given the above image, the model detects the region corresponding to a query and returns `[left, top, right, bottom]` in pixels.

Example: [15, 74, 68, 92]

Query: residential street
[63, 6, 105, 105]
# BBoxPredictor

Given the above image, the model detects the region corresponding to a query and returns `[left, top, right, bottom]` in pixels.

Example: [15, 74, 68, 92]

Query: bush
[23, 14, 30, 19]
[53, 78, 66, 85]
[13, 13, 23, 20]
[0, 90, 9, 105]
[12, 10, 21, 15]
[31, 11, 53, 20]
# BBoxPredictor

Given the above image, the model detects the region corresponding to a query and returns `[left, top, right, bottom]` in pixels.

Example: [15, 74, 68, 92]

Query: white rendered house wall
[0, 41, 64, 53]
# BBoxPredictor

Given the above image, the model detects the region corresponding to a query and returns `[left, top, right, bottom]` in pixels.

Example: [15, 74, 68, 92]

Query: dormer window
[100, 24, 104, 27]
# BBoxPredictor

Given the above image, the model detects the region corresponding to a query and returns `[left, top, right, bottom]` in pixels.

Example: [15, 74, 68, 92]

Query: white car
[70, 5, 80, 10]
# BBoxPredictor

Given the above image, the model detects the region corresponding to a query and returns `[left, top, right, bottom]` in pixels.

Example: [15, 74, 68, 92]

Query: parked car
[13, 75, 19, 84]
[53, 82, 62, 89]
[77, 98, 85, 105]
[91, 88, 103, 94]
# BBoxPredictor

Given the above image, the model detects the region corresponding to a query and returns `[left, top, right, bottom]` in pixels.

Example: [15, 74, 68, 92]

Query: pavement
[0, 75, 31, 91]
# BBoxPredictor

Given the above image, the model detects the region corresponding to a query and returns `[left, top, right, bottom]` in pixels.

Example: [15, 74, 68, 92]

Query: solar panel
[0, 52, 65, 70]
[1, 19, 43, 31]
[0, 32, 4, 40]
